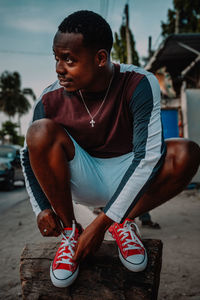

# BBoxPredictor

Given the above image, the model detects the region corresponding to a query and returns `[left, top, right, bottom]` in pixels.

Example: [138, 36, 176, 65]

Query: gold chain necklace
[79, 66, 114, 128]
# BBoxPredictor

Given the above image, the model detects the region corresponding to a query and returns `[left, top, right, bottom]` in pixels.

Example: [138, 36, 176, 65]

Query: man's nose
[56, 60, 66, 75]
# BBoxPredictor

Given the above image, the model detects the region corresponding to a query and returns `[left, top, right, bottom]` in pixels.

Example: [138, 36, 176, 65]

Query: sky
[0, 0, 173, 134]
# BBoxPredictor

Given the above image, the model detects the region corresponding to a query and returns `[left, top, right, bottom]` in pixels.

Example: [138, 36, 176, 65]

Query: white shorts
[69, 137, 134, 208]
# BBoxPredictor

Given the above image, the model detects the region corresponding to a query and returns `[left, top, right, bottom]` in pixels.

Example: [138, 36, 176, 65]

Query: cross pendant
[90, 119, 95, 127]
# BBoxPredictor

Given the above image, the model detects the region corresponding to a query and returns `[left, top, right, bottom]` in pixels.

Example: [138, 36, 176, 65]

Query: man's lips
[58, 77, 73, 87]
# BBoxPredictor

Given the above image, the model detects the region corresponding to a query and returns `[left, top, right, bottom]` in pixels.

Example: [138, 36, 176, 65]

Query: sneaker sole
[50, 263, 79, 288]
[118, 248, 148, 272]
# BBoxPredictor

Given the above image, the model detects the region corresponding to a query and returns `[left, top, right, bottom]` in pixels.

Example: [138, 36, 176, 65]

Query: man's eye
[66, 57, 73, 64]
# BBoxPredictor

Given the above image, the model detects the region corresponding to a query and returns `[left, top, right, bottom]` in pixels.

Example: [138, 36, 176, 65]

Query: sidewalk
[0, 190, 200, 299]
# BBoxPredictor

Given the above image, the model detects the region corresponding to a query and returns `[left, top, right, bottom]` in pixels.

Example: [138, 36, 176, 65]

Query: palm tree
[0, 71, 36, 134]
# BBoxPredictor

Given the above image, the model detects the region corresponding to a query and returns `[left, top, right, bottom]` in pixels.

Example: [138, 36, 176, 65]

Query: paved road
[0, 184, 28, 215]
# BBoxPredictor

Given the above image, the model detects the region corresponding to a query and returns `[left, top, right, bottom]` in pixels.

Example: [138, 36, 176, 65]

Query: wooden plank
[20, 239, 162, 300]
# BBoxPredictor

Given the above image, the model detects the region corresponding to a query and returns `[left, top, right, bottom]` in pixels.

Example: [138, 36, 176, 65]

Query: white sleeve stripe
[20, 144, 41, 217]
[105, 74, 163, 223]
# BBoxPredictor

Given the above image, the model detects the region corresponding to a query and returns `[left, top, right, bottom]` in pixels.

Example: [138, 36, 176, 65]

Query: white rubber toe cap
[53, 269, 72, 280]
[119, 249, 148, 272]
[50, 264, 79, 288]
[126, 254, 145, 265]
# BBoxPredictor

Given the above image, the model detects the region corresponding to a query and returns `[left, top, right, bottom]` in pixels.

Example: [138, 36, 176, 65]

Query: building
[146, 33, 200, 183]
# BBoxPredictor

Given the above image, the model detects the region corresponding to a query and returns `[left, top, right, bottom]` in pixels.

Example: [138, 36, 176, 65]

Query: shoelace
[118, 221, 144, 251]
[56, 221, 77, 265]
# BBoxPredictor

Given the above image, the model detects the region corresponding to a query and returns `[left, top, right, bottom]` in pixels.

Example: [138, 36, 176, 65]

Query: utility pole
[148, 36, 153, 58]
[175, 9, 180, 34]
[124, 3, 132, 64]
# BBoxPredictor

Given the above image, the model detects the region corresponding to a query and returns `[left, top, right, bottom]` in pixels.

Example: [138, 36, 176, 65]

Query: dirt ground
[0, 189, 200, 300]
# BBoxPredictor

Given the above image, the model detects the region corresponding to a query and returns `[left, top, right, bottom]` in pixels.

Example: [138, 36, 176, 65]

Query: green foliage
[15, 135, 25, 146]
[112, 25, 140, 66]
[161, 0, 200, 36]
[0, 121, 24, 146]
[0, 71, 36, 133]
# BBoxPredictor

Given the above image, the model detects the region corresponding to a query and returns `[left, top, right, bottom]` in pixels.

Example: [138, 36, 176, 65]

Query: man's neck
[81, 62, 114, 94]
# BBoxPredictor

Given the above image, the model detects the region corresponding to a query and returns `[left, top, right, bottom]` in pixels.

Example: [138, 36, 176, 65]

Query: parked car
[0, 144, 24, 190]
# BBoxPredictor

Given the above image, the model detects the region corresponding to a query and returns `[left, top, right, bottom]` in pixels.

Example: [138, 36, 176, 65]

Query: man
[21, 10, 200, 288]
[139, 212, 160, 228]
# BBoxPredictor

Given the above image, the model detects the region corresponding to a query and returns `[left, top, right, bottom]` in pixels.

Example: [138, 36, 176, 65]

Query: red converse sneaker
[109, 218, 147, 272]
[50, 221, 80, 288]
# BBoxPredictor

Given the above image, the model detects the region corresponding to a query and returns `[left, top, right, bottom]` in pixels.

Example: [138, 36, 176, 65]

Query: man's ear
[96, 49, 108, 67]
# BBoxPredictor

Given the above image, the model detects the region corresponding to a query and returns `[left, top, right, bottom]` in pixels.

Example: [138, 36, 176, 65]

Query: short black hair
[58, 10, 113, 53]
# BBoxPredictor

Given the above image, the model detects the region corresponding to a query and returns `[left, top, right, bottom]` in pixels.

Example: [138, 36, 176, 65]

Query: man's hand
[73, 212, 113, 263]
[37, 208, 63, 237]
[73, 223, 104, 262]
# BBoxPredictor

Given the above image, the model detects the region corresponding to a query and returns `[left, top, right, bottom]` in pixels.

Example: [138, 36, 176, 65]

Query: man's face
[53, 31, 99, 92]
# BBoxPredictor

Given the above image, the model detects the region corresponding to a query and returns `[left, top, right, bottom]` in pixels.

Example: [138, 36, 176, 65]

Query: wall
[181, 87, 200, 182]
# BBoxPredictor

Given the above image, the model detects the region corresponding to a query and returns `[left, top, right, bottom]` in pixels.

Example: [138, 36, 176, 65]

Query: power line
[105, 0, 109, 20]
[152, 33, 162, 50]
[109, 0, 115, 16]
[0, 49, 51, 56]
[99, 0, 109, 20]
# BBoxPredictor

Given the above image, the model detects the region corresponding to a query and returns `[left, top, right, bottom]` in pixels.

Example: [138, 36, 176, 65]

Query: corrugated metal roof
[145, 34, 200, 77]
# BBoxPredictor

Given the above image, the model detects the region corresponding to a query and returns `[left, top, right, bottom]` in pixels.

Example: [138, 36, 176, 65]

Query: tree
[112, 6, 140, 65]
[112, 26, 140, 65]
[0, 71, 36, 134]
[0, 121, 24, 145]
[161, 0, 200, 36]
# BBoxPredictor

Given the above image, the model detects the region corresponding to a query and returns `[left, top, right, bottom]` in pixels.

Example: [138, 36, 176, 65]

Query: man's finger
[55, 216, 65, 234]
[73, 245, 83, 263]
[73, 249, 80, 263]
[57, 223, 65, 235]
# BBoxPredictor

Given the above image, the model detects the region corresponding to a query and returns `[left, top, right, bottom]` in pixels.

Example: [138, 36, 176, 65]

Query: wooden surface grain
[20, 239, 163, 300]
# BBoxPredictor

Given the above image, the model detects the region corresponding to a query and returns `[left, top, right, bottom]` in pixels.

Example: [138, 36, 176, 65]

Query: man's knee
[166, 138, 200, 179]
[26, 119, 57, 150]
[184, 140, 200, 174]
[26, 119, 74, 159]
